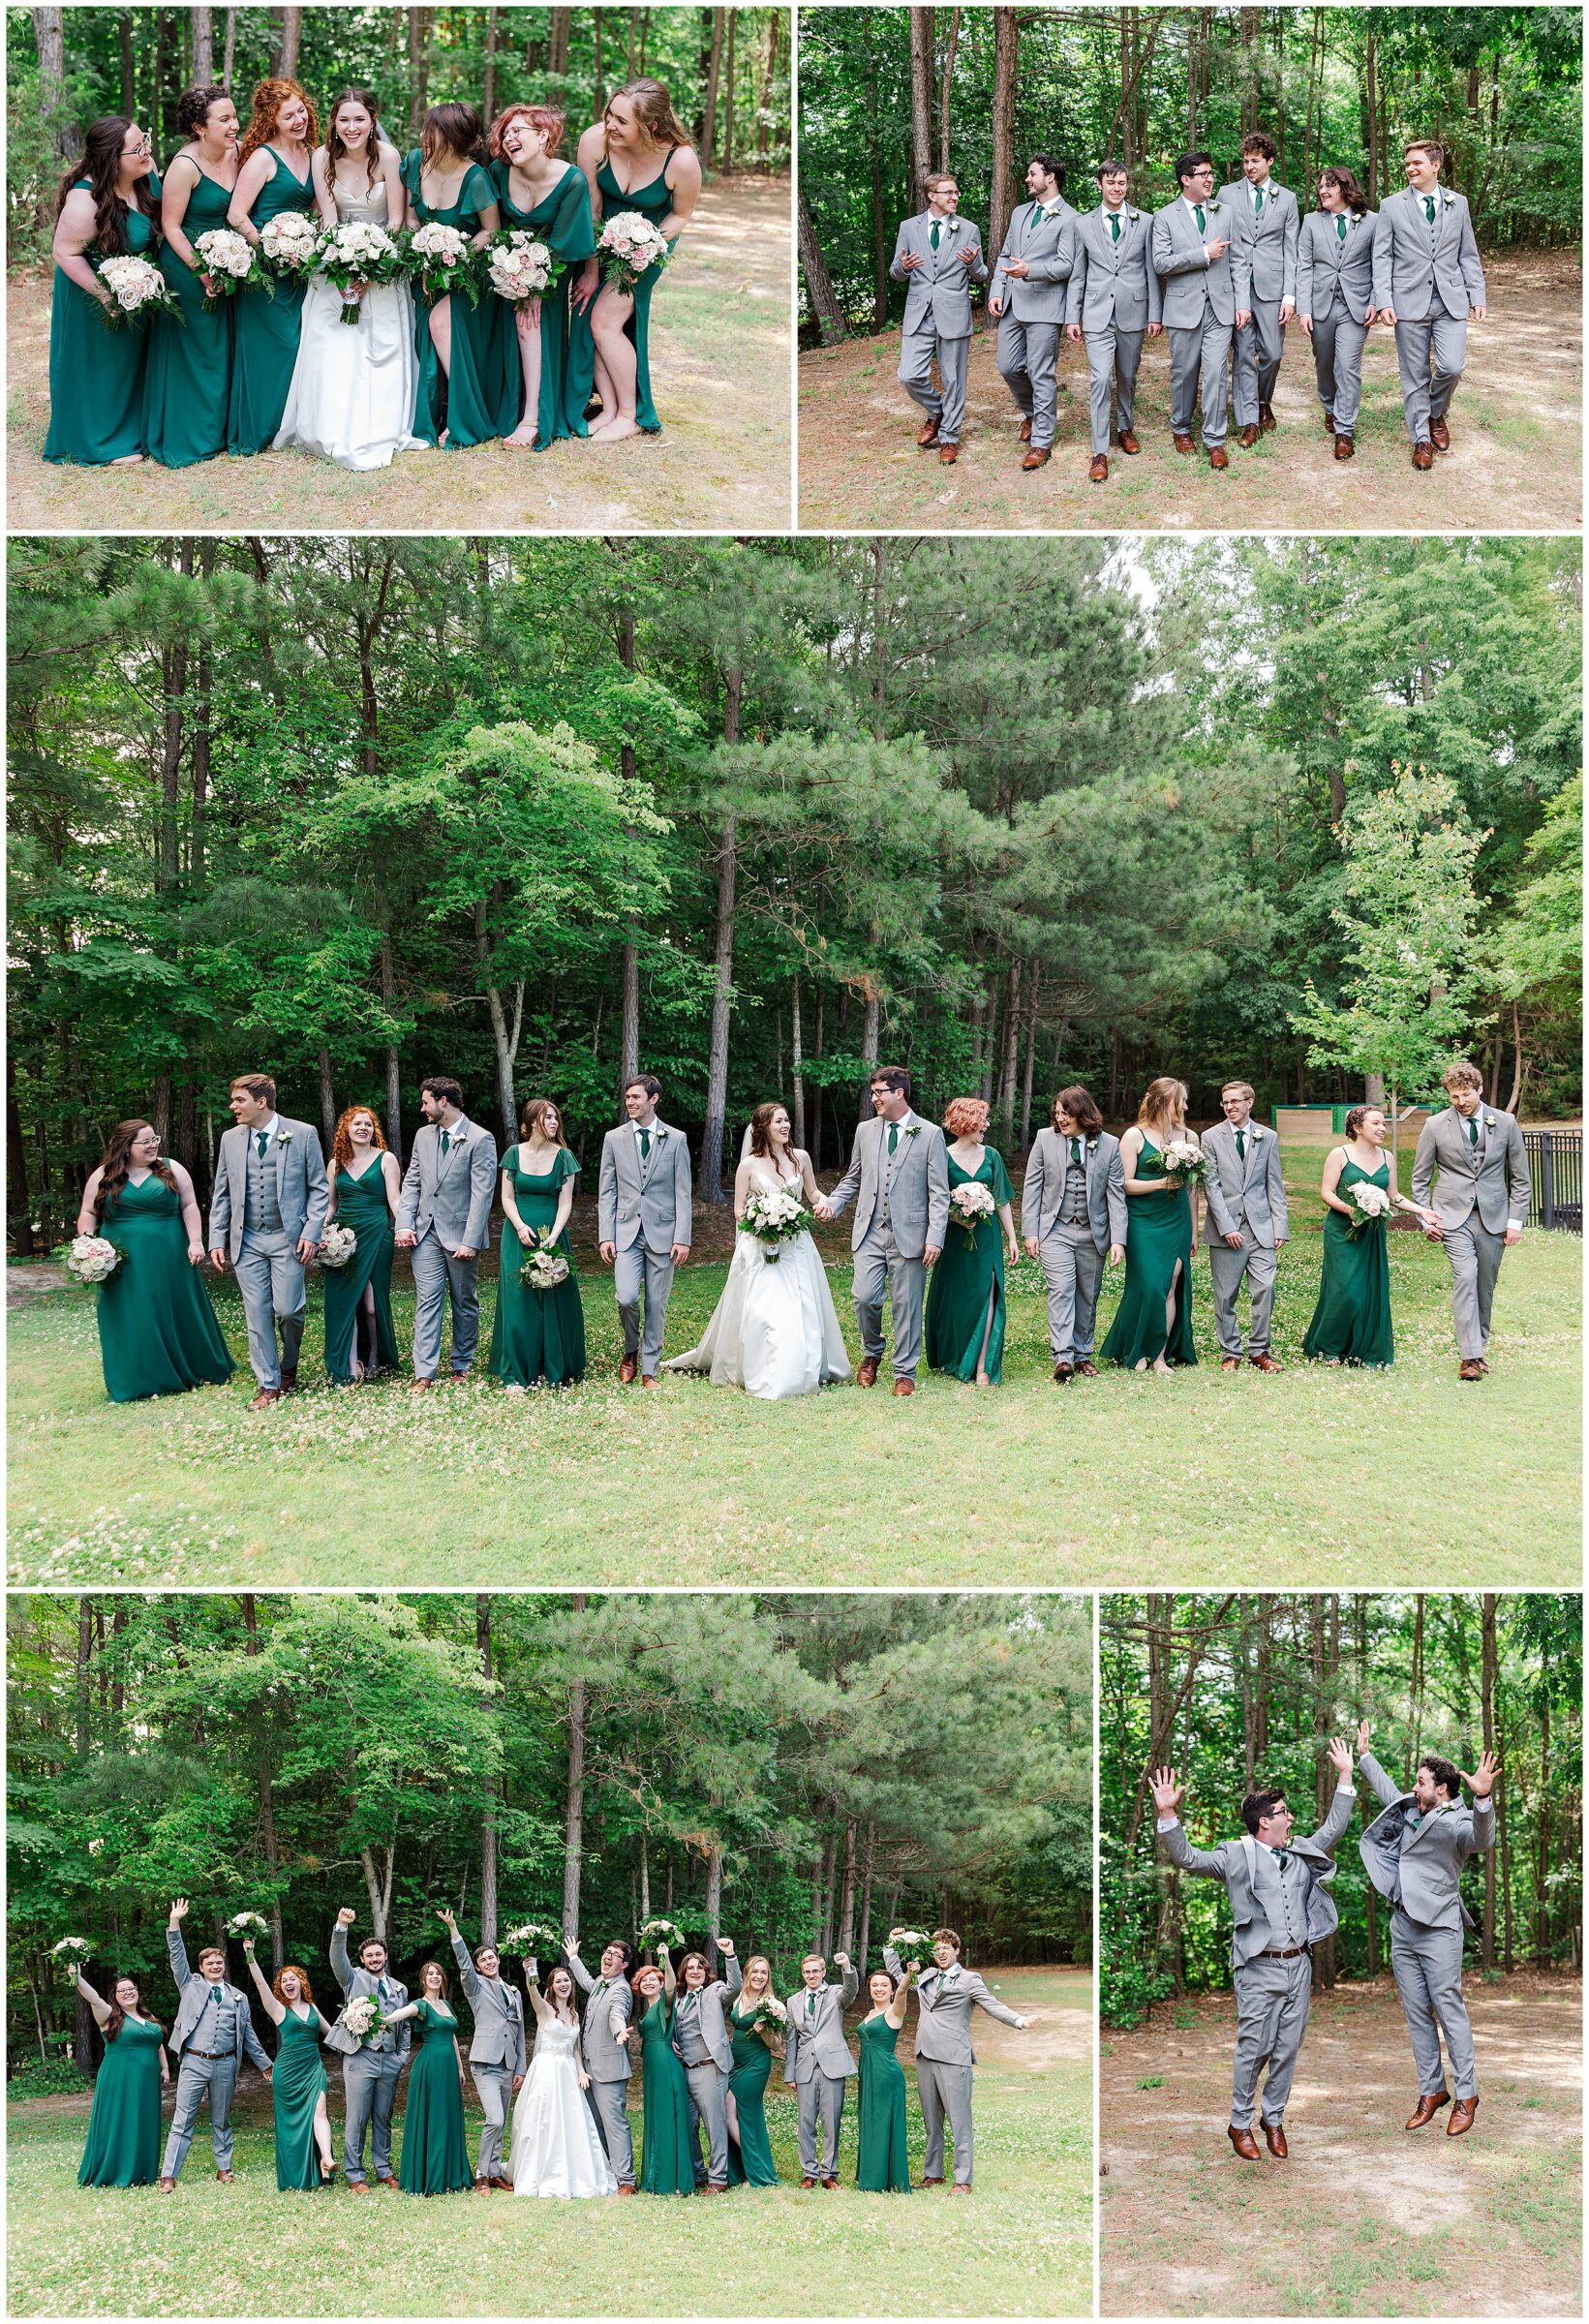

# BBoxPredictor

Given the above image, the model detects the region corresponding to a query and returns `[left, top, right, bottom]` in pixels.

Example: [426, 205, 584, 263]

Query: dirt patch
[6, 1265, 70, 1308]
[1101, 1972, 1582, 2316]
[797, 248, 1580, 533]
[8, 173, 792, 534]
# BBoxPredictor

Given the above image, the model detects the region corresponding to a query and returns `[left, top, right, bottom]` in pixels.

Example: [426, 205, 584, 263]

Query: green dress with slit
[401, 152, 505, 447]
[1302, 1156, 1395, 1366]
[93, 1175, 235, 1402]
[143, 159, 235, 465]
[637, 1995, 695, 2195]
[44, 176, 161, 465]
[228, 148, 317, 453]
[565, 149, 679, 434]
[78, 2015, 165, 2186]
[272, 2003, 330, 2191]
[724, 2005, 779, 2186]
[489, 160, 596, 448]
[855, 2012, 910, 2192]
[487, 1146, 586, 1387]
[1101, 1139, 1197, 1368]
[924, 1147, 1013, 1382]
[322, 1161, 400, 1383]
[397, 1999, 473, 2195]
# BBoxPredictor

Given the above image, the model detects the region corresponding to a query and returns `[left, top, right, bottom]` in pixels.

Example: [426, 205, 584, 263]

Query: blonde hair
[1137, 1077, 1188, 1133]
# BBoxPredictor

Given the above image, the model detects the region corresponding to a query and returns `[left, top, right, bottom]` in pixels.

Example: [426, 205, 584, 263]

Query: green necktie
[1070, 1137, 1083, 1167]
[1109, 211, 1120, 244]
[639, 1126, 652, 1159]
[1337, 215, 1347, 241]
[1254, 188, 1264, 214]
[256, 1130, 269, 1159]
[930, 220, 940, 252]
[887, 1123, 899, 1158]
[806, 1991, 816, 2019]
[1424, 195, 1436, 227]
[441, 1130, 450, 1156]
[1468, 1116, 1479, 1147]
[1273, 1848, 1291, 1870]
[1237, 1130, 1246, 1163]
[1195, 203, 1206, 234]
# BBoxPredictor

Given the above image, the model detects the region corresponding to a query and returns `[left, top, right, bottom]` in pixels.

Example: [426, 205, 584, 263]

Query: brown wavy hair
[273, 1963, 316, 2006]
[1137, 1078, 1188, 1134]
[237, 77, 320, 168]
[420, 102, 486, 169]
[602, 79, 692, 160]
[55, 116, 160, 258]
[324, 88, 383, 201]
[489, 103, 567, 163]
[416, 1959, 451, 2001]
[105, 1975, 165, 2044]
[93, 1121, 178, 1225]
[748, 1100, 794, 1158]
[517, 1096, 569, 1147]
[331, 1105, 389, 1173]
[1317, 165, 1369, 218]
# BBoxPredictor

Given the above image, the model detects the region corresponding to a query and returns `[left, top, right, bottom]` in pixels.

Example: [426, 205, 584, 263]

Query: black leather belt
[188, 2049, 230, 2059]
[1257, 1945, 1309, 1960]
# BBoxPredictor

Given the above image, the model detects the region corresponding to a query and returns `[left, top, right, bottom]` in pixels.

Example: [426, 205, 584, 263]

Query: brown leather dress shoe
[248, 1389, 281, 1412]
[1053, 1362, 1073, 1384]
[1173, 432, 1195, 454]
[1089, 454, 1109, 482]
[1334, 433, 1355, 459]
[1227, 2124, 1261, 2161]
[1208, 445, 1229, 470]
[1406, 2089, 1451, 2129]
[857, 1356, 879, 1388]
[1249, 1352, 1281, 1372]
[821, 2175, 840, 2189]
[1117, 429, 1140, 454]
[1263, 2121, 1288, 2158]
[491, 2175, 515, 2191]
[800, 2175, 816, 2189]
[279, 1365, 298, 1392]
[1447, 2096, 1478, 2136]
[375, 2175, 398, 2190]
[1430, 415, 1451, 451]
[1413, 441, 1435, 470]
[916, 418, 940, 448]
[619, 1353, 638, 1384]
[351, 2178, 372, 2192]
[923, 2174, 945, 2186]
[1324, 412, 1336, 434]
[1074, 1361, 1100, 1377]
[1478, 1359, 1490, 1374]
[157, 2175, 176, 2193]
[1022, 446, 1051, 470]
[1018, 416, 1032, 443]
[893, 1377, 914, 1396]
[1260, 404, 1276, 433]
[1238, 424, 1260, 448]
[617, 2183, 635, 2194]
[641, 1374, 659, 1390]
[216, 2168, 234, 2183]
[1220, 1356, 1241, 1372]
[473, 2176, 491, 2193]
[1459, 1358, 1483, 1381]
[949, 2181, 972, 2195]
[939, 443, 959, 463]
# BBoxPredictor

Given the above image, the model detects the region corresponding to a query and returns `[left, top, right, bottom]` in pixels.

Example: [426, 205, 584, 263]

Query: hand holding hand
[1224, 1230, 1244, 1249]
[395, 1229, 416, 1249]
[1149, 1764, 1182, 1818]
[1465, 1749, 1500, 1798]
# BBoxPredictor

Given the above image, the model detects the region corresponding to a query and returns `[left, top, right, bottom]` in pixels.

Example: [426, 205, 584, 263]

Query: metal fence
[1523, 1129, 1582, 1233]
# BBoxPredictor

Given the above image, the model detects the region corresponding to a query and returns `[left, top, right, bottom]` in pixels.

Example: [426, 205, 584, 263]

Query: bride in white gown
[508, 1962, 618, 2198]
[274, 92, 424, 470]
[664, 1102, 852, 1400]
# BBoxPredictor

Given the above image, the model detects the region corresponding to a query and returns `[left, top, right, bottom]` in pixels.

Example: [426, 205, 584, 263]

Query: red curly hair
[488, 103, 567, 162]
[273, 1963, 316, 2006]
[238, 76, 320, 167]
[331, 1105, 389, 1174]
[944, 1096, 991, 1140]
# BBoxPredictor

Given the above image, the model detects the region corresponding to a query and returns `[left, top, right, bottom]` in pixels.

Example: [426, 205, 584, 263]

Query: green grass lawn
[7, 1205, 1578, 1584]
[6, 1969, 1091, 2317]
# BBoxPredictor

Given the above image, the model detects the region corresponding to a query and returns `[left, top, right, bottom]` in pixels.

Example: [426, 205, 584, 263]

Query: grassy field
[6, 1968, 1091, 2318]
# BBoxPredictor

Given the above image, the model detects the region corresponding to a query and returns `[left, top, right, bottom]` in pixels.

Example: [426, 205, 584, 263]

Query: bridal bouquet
[485, 229, 563, 306]
[193, 228, 266, 308]
[888, 1926, 936, 1959]
[949, 1181, 995, 1245]
[318, 1223, 358, 1269]
[226, 1911, 271, 1940]
[316, 219, 404, 323]
[636, 1915, 686, 1954]
[50, 1936, 92, 1979]
[404, 220, 481, 305]
[257, 210, 320, 280]
[500, 1919, 564, 1960]
[64, 1235, 124, 1286]
[94, 253, 181, 329]
[596, 210, 671, 294]
[742, 1995, 787, 2031]
[1161, 1139, 1207, 1187]
[520, 1236, 570, 1293]
[741, 1181, 810, 1263]
[1345, 1179, 1393, 1239]
[337, 1994, 390, 2044]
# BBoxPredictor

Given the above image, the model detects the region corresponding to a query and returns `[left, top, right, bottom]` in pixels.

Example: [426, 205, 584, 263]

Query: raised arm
[166, 1901, 194, 1990]
[720, 1942, 743, 2001]
[836, 1951, 859, 2006]
[1357, 1733, 1402, 1810]
[522, 1961, 554, 2027]
[565, 1947, 595, 1996]
[885, 1962, 914, 2029]
[74, 1970, 112, 2028]
[1304, 1738, 1359, 1853]
[1150, 1768, 1228, 1880]
[438, 1909, 481, 2001]
[968, 1972, 1029, 2031]
[241, 1938, 286, 2024]
[329, 1908, 356, 1995]
[1462, 1751, 1500, 1853]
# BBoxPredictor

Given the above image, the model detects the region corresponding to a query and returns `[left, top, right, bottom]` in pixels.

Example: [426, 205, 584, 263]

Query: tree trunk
[701, 8, 726, 165]
[856, 1817, 876, 1972]
[482, 5, 499, 119]
[190, 6, 213, 81]
[937, 7, 961, 171]
[614, 594, 642, 1102]
[798, 187, 848, 344]
[380, 934, 402, 1159]
[241, 1594, 285, 1970]
[790, 975, 806, 1149]
[476, 889, 524, 1143]
[33, 9, 80, 163]
[222, 6, 237, 90]
[1480, 1593, 1497, 1971]
[721, 10, 736, 169]
[408, 7, 432, 143]
[705, 1844, 723, 1947]
[477, 1595, 499, 1947]
[562, 1593, 588, 1952]
[838, 1818, 858, 1958]
[119, 11, 136, 112]
[360, 1845, 396, 1942]
[270, 4, 301, 76]
[698, 666, 743, 1202]
[908, 9, 934, 202]
[988, 9, 1020, 263]
[317, 1047, 336, 1152]
[867, 53, 889, 328]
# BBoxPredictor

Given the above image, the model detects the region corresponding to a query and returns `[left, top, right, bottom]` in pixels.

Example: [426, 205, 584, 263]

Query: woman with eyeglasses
[44, 116, 161, 466]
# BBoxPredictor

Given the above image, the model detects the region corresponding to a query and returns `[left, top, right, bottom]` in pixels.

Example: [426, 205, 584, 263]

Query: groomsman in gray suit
[326, 1907, 411, 2190]
[819, 1064, 950, 1397]
[1154, 1738, 1357, 2158]
[597, 1072, 692, 1387]
[1152, 151, 1247, 468]
[1021, 1086, 1126, 1382]
[567, 1937, 638, 2190]
[1296, 168, 1379, 459]
[671, 1937, 743, 2190]
[1372, 137, 1487, 468]
[207, 1072, 329, 1411]
[782, 1951, 859, 2188]
[890, 172, 988, 465]
[1201, 1083, 1288, 1373]
[1358, 1723, 1498, 2137]
[442, 1909, 526, 2191]
[988, 154, 1077, 471]
[1216, 132, 1299, 446]
[1412, 1058, 1530, 1381]
[157, 1899, 272, 2190]
[394, 1075, 498, 1389]
[1064, 158, 1162, 482]
[882, 1928, 1029, 2189]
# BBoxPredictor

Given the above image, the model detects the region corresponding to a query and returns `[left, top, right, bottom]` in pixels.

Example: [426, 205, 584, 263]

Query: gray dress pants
[1233, 298, 1285, 425]
[1168, 309, 1233, 444]
[233, 1229, 305, 1390]
[162, 2050, 239, 2178]
[1207, 1238, 1279, 1358]
[341, 2046, 403, 2182]
[1310, 307, 1367, 431]
[1393, 312, 1468, 443]
[614, 1240, 676, 1376]
[682, 2059, 729, 2186]
[1229, 1950, 1313, 2128]
[583, 2073, 636, 2187]
[470, 2058, 515, 2181]
[916, 2057, 976, 2184]
[1440, 1216, 1507, 1361]
[1084, 322, 1145, 452]
[795, 2072, 845, 2180]
[853, 1223, 927, 1380]
[410, 1233, 481, 1377]
[1390, 1907, 1477, 2097]
[995, 314, 1061, 446]
[1040, 1222, 1105, 1362]
[899, 330, 971, 444]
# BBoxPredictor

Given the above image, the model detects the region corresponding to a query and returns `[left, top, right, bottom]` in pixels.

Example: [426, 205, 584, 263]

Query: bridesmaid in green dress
[924, 1096, 1022, 1386]
[226, 79, 319, 454]
[488, 105, 596, 450]
[401, 106, 505, 448]
[724, 1954, 781, 2187]
[44, 117, 161, 466]
[74, 1968, 168, 2186]
[489, 1098, 586, 1391]
[855, 1964, 914, 2193]
[143, 85, 240, 466]
[1102, 1078, 1199, 1372]
[322, 1106, 402, 1384]
[388, 1961, 474, 2196]
[566, 80, 702, 440]
[76, 1120, 234, 1403]
[632, 1956, 695, 2196]
[241, 1941, 336, 2188]
[1303, 1105, 1436, 1366]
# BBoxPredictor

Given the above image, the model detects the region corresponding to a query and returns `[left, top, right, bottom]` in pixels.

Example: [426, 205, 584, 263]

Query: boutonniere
[275, 1129, 292, 1147]
[1250, 1126, 1264, 1143]
[904, 1123, 922, 1141]
[1126, 206, 1140, 221]
[447, 1126, 467, 1146]
[655, 1125, 669, 1143]
[1483, 1114, 1497, 1131]
[943, 215, 962, 231]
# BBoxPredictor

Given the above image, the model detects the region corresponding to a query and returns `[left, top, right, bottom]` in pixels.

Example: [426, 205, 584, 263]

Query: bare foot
[110, 452, 144, 466]
[589, 413, 641, 443]
[1152, 1357, 1173, 1376]
[503, 1382, 526, 1396]
[504, 423, 539, 448]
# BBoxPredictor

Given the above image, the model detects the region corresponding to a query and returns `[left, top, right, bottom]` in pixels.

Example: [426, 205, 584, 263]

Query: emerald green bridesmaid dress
[924, 1147, 1014, 1382]
[401, 151, 506, 448]
[637, 1996, 696, 2195]
[724, 2006, 779, 2186]
[228, 148, 317, 454]
[489, 161, 595, 449]
[142, 161, 235, 466]
[94, 1175, 234, 1402]
[1101, 1139, 1197, 1368]
[565, 150, 678, 434]
[487, 1146, 586, 1388]
[855, 2012, 910, 2192]
[397, 2000, 473, 2195]
[1303, 1157, 1395, 1366]
[44, 175, 161, 465]
[322, 1160, 400, 1384]
[272, 2004, 330, 2191]
[77, 2015, 164, 2186]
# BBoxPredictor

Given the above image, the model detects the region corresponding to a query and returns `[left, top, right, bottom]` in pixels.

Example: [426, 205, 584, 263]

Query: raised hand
[833, 1950, 850, 1970]
[335, 1906, 357, 1929]
[1464, 1750, 1500, 1799]
[717, 1935, 735, 1955]
[437, 1907, 457, 1931]
[1327, 1735, 1355, 1781]
[242, 1936, 257, 1956]
[1149, 1765, 1183, 1818]
[1356, 1719, 1371, 1755]
[169, 1897, 190, 1925]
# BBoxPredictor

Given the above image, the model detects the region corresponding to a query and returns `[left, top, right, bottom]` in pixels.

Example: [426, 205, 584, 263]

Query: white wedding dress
[273, 172, 425, 470]
[507, 2017, 617, 2198]
[664, 1158, 852, 1400]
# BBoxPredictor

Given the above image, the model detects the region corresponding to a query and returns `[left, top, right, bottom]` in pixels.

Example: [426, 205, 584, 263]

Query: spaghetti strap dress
[44, 176, 162, 464]
[565, 147, 678, 434]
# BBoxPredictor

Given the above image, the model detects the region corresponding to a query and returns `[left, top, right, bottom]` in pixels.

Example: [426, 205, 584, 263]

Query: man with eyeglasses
[1151, 150, 1248, 468]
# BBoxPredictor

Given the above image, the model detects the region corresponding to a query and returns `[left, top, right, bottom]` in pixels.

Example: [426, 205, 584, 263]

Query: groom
[597, 1073, 692, 1387]
[819, 1066, 949, 1397]
[158, 1899, 272, 2189]
[882, 1927, 1030, 2190]
[442, 1909, 526, 2192]
[207, 1073, 328, 1411]
[326, 1907, 411, 2190]
[395, 1075, 498, 1389]
[1412, 1059, 1529, 1381]
[566, 1936, 638, 2191]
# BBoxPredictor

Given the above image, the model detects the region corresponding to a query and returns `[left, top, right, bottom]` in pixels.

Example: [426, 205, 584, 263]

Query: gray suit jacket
[827, 1110, 951, 1261]
[782, 1967, 859, 2084]
[1201, 1119, 1288, 1247]
[1152, 197, 1246, 326]
[1216, 178, 1299, 302]
[449, 1932, 527, 2074]
[890, 210, 987, 338]
[1359, 1752, 1494, 1932]
[1371, 186, 1486, 320]
[1021, 1127, 1127, 1253]
[597, 1118, 692, 1253]
[207, 1116, 329, 1260]
[1065, 204, 1161, 330]
[669, 1956, 743, 2076]
[395, 1116, 497, 1251]
[165, 1927, 272, 2069]
[567, 1950, 635, 2083]
[881, 1951, 1024, 2065]
[1156, 1784, 1355, 1969]
[991, 198, 1077, 324]
[1296, 207, 1379, 323]
[1411, 1105, 1529, 1234]
[325, 1924, 411, 2061]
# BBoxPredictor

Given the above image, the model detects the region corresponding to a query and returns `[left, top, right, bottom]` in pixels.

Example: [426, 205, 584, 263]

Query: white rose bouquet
[740, 1181, 811, 1263]
[49, 1936, 92, 1979]
[257, 210, 320, 281]
[318, 1223, 358, 1269]
[520, 1234, 570, 1292]
[596, 210, 671, 294]
[316, 219, 404, 323]
[1161, 1138, 1207, 1188]
[888, 1926, 936, 1959]
[226, 1911, 271, 1940]
[64, 1235, 124, 1286]
[337, 1994, 389, 2044]
[636, 1916, 686, 1955]
[193, 228, 265, 309]
[949, 1181, 995, 1245]
[1345, 1179, 1393, 1239]
[94, 252, 181, 329]
[404, 221, 481, 305]
[742, 1995, 787, 2035]
[485, 229, 563, 306]
[500, 1919, 565, 1960]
